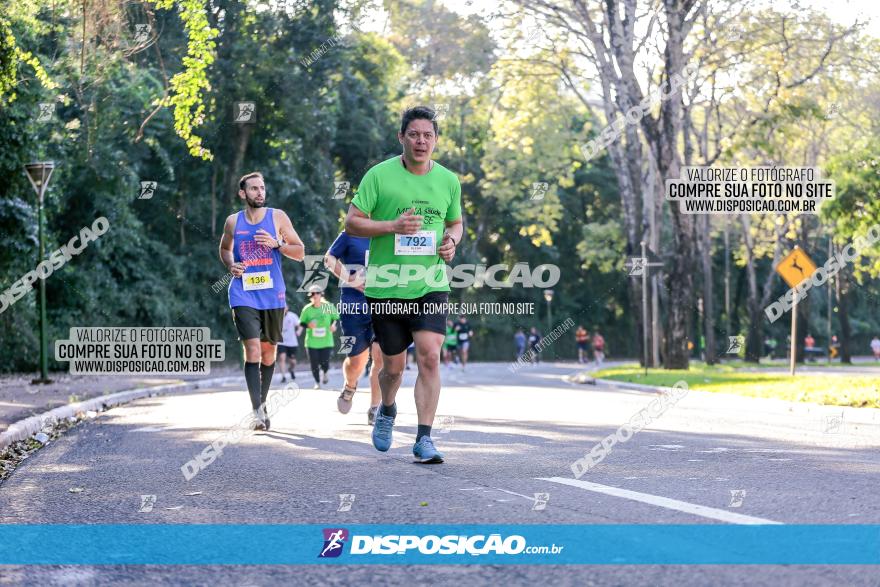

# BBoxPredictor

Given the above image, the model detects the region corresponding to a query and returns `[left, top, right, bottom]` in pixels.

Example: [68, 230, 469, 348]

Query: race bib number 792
[395, 230, 436, 256]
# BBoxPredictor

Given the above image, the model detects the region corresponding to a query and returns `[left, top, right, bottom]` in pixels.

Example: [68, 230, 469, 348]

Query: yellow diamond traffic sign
[775, 247, 818, 289]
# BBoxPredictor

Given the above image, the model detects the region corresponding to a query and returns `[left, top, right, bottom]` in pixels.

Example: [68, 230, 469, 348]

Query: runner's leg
[307, 347, 321, 387]
[378, 350, 406, 409]
[319, 348, 330, 383]
[338, 346, 368, 414]
[243, 340, 262, 403]
[277, 350, 287, 381]
[412, 330, 443, 428]
[259, 341, 276, 408]
[242, 338, 264, 430]
[343, 349, 369, 391]
[369, 342, 383, 409]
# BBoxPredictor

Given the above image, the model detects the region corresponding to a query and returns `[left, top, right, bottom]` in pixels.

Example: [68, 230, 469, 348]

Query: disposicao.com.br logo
[319, 528, 564, 558]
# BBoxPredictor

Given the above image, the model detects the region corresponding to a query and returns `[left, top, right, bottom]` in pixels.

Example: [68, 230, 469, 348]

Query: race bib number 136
[243, 271, 273, 291]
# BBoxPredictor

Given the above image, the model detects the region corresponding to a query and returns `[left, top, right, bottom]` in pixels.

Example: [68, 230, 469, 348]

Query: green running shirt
[352, 156, 462, 299]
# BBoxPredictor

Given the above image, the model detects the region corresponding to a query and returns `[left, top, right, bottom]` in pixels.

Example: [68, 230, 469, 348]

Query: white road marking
[538, 477, 782, 525]
[648, 444, 685, 451]
[493, 487, 540, 502]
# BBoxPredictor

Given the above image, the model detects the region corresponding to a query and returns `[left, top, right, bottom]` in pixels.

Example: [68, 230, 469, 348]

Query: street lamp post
[24, 161, 56, 384]
[543, 289, 554, 359]
[543, 289, 554, 331]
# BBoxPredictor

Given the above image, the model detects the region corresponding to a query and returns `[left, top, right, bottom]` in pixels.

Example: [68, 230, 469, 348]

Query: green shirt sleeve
[352, 168, 379, 216]
[321, 301, 340, 321]
[446, 173, 462, 222]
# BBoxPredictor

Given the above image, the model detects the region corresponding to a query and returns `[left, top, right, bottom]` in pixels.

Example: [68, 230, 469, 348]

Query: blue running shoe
[412, 436, 444, 464]
[372, 409, 395, 452]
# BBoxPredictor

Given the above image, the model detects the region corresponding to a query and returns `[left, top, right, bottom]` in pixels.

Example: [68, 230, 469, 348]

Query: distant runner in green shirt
[299, 286, 340, 389]
[443, 319, 458, 367]
[345, 105, 463, 464]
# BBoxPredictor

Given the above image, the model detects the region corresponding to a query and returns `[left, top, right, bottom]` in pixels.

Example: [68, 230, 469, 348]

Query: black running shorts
[231, 306, 284, 344]
[366, 292, 448, 356]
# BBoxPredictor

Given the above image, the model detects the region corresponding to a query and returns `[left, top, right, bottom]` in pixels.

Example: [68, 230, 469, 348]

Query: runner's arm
[438, 219, 463, 262]
[219, 215, 245, 276]
[323, 253, 349, 283]
[324, 253, 366, 293]
[443, 219, 463, 246]
[274, 210, 305, 261]
[345, 204, 422, 236]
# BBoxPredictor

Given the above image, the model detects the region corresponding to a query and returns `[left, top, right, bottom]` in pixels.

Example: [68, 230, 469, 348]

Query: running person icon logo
[234, 102, 256, 123]
[628, 257, 647, 276]
[332, 181, 350, 200]
[138, 181, 157, 200]
[318, 528, 349, 558]
[37, 102, 55, 122]
[726, 335, 744, 354]
[338, 335, 356, 355]
[530, 182, 549, 200]
[298, 255, 331, 292]
[133, 23, 151, 43]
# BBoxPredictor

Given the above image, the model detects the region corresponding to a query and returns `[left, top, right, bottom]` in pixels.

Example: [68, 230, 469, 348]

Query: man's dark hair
[239, 171, 263, 191]
[400, 106, 439, 136]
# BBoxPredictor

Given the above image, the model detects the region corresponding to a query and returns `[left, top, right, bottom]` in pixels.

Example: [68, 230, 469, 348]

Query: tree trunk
[699, 215, 717, 364]
[228, 123, 253, 207]
[211, 164, 218, 237]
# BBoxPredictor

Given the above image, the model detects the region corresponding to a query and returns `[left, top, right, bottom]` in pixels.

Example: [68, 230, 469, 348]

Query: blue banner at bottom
[1, 525, 878, 565]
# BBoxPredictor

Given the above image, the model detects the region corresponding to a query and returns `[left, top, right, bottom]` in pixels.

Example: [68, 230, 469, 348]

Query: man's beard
[246, 195, 265, 208]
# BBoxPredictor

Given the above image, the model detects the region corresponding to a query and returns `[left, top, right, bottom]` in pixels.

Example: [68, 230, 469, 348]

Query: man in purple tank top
[219, 172, 305, 430]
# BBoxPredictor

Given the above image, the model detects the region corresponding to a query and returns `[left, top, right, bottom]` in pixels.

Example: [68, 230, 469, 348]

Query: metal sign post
[24, 161, 56, 384]
[774, 246, 818, 377]
[627, 244, 664, 375]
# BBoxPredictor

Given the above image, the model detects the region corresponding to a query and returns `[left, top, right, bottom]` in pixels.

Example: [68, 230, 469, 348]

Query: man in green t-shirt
[345, 105, 463, 464]
[443, 319, 458, 367]
[299, 286, 340, 389]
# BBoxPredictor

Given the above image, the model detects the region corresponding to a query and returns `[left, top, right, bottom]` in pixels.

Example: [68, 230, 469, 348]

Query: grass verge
[593, 362, 880, 408]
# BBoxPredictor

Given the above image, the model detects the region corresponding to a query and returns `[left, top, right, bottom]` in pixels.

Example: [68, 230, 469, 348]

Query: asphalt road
[1, 362, 879, 586]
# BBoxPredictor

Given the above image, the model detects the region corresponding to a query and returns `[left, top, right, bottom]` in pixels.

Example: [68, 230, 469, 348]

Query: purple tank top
[228, 208, 286, 309]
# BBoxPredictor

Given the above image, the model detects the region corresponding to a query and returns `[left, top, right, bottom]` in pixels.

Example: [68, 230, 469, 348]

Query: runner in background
[528, 327, 542, 364]
[220, 171, 305, 431]
[277, 304, 299, 382]
[575, 325, 590, 364]
[405, 341, 415, 370]
[592, 329, 606, 366]
[454, 315, 473, 370]
[443, 319, 458, 366]
[514, 328, 527, 360]
[300, 286, 340, 389]
[324, 231, 384, 422]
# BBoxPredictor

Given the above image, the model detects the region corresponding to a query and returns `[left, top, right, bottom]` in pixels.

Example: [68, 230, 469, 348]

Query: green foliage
[151, 0, 218, 160]
[824, 142, 880, 279]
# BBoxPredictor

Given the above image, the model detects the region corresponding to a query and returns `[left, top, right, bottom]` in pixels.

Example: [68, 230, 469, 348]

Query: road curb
[589, 376, 880, 425]
[592, 377, 677, 394]
[0, 375, 242, 451]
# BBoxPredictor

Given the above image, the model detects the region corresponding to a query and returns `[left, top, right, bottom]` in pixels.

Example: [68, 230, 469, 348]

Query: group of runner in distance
[218, 106, 460, 464]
